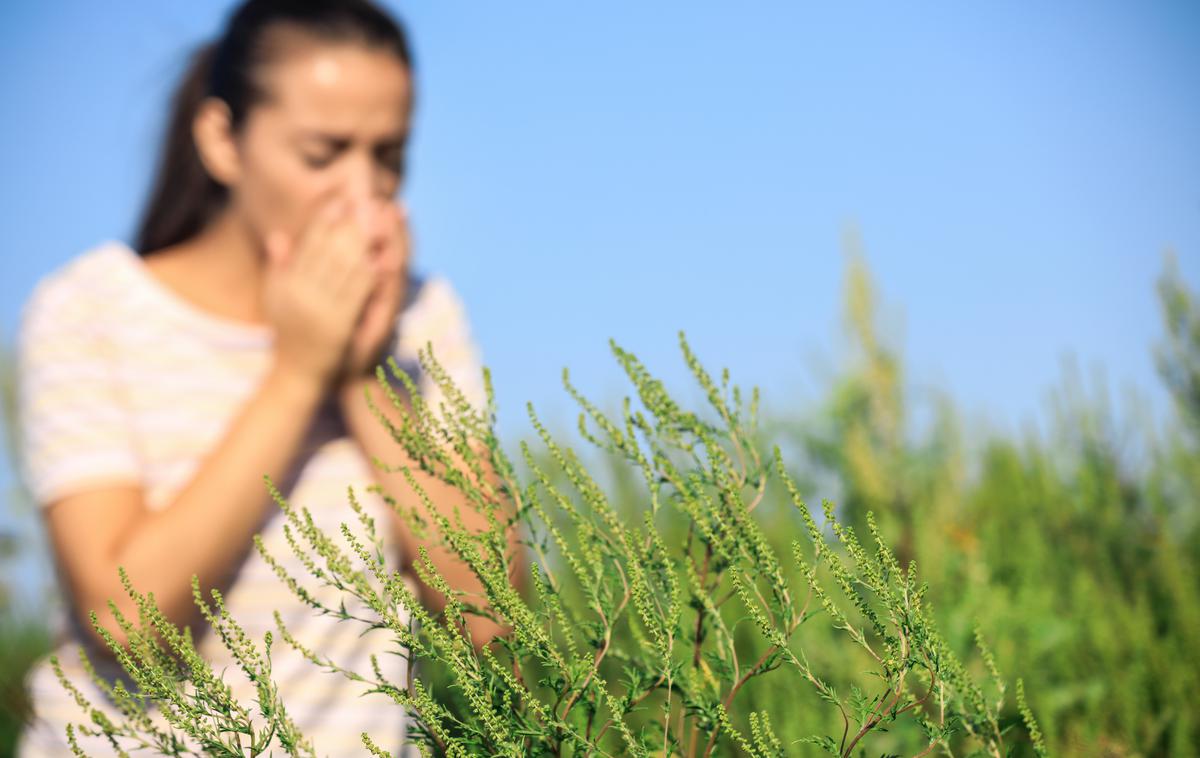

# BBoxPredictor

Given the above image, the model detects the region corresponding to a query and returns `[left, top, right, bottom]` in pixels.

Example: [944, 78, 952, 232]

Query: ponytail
[134, 43, 227, 255]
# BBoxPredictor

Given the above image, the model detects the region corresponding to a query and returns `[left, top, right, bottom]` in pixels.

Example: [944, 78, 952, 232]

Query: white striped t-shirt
[14, 239, 486, 757]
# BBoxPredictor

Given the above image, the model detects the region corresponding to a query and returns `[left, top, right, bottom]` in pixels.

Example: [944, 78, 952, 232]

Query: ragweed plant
[54, 334, 1044, 756]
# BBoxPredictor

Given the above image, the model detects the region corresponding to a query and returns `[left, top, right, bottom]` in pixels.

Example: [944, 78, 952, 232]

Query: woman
[15, 1, 510, 754]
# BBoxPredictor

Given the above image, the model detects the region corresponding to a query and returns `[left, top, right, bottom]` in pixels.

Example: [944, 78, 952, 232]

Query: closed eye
[376, 146, 405, 174]
[302, 152, 337, 169]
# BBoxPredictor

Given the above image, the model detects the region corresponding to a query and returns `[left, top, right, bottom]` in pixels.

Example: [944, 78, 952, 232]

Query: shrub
[52, 332, 1043, 757]
[778, 253, 1200, 755]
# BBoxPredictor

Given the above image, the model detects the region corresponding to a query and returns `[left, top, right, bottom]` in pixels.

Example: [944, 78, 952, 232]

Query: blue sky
[2, 0, 1198, 474]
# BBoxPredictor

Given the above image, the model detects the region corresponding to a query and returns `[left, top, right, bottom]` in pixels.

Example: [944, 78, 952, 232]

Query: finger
[353, 193, 376, 242]
[371, 198, 394, 244]
[360, 199, 386, 265]
[308, 199, 360, 287]
[336, 254, 377, 313]
[373, 203, 405, 274]
[291, 197, 336, 281]
[322, 210, 372, 293]
[295, 195, 350, 279]
[392, 202, 412, 305]
[397, 201, 412, 269]
[376, 201, 408, 271]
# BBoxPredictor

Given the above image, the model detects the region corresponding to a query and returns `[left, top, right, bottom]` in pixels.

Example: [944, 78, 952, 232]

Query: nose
[338, 152, 386, 230]
[342, 153, 375, 206]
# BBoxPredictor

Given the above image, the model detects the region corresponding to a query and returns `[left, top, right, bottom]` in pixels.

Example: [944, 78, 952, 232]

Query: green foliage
[48, 322, 1042, 757]
[0, 614, 50, 753]
[772, 251, 1200, 756]
[10, 251, 1195, 756]
[1, 343, 55, 753]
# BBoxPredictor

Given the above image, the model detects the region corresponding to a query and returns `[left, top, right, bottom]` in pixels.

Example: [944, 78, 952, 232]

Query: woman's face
[223, 39, 412, 249]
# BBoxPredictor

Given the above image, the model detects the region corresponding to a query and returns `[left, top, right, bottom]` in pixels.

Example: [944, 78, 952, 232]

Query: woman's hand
[263, 195, 377, 390]
[341, 198, 411, 381]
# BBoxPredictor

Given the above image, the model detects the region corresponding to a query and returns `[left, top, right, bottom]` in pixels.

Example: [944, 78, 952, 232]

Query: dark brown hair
[134, 0, 414, 256]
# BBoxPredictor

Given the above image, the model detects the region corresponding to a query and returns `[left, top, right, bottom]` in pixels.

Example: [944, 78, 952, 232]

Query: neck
[181, 208, 268, 323]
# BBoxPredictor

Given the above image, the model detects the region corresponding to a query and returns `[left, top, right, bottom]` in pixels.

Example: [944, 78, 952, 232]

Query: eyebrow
[295, 131, 407, 147]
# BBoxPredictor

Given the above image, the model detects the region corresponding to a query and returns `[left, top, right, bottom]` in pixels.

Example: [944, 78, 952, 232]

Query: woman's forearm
[337, 374, 525, 648]
[96, 363, 328, 645]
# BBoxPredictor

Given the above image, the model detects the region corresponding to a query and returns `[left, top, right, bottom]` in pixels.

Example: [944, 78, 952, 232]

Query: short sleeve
[389, 275, 488, 424]
[15, 279, 142, 506]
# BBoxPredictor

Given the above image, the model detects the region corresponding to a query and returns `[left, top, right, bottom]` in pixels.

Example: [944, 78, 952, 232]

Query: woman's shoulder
[402, 268, 471, 325]
[21, 240, 133, 326]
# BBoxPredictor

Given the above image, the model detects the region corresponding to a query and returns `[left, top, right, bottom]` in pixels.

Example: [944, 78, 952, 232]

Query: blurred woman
[14, 1, 510, 754]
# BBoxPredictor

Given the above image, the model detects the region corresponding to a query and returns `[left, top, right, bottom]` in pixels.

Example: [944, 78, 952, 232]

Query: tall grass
[1, 251, 1195, 756]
